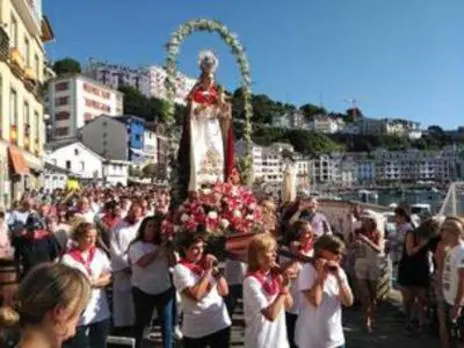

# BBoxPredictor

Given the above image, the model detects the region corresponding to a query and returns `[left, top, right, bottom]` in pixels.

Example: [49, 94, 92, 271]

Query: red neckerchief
[68, 247, 96, 276]
[247, 270, 281, 296]
[300, 240, 313, 254]
[102, 214, 120, 230]
[25, 229, 50, 241]
[179, 258, 205, 277]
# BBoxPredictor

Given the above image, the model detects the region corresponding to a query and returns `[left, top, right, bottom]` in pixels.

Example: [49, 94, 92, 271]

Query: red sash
[179, 259, 205, 277]
[247, 270, 281, 296]
[68, 247, 96, 276]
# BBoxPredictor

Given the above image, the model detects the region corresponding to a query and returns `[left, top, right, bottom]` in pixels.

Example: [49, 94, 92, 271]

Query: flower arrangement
[161, 182, 264, 241]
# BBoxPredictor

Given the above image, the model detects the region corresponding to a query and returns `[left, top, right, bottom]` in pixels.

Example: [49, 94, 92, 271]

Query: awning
[8, 146, 30, 175]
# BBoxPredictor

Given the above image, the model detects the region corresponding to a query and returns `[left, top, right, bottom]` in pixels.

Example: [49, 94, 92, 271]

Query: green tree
[119, 85, 152, 118]
[299, 104, 327, 121]
[53, 58, 81, 76]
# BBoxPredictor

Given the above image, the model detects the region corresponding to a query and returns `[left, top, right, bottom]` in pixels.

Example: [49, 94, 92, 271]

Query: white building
[84, 61, 197, 105]
[46, 74, 124, 141]
[143, 128, 157, 164]
[45, 141, 129, 186]
[309, 115, 344, 134]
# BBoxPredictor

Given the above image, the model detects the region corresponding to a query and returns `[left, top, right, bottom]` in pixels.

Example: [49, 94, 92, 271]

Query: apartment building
[84, 61, 197, 105]
[46, 74, 124, 141]
[0, 0, 54, 203]
[309, 115, 344, 134]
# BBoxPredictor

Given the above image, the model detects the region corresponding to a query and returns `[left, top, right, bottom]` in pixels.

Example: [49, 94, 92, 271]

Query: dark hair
[314, 235, 346, 257]
[394, 206, 411, 222]
[284, 220, 311, 246]
[132, 215, 163, 246]
[177, 233, 206, 258]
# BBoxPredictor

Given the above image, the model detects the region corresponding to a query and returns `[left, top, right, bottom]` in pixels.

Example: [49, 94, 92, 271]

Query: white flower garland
[164, 19, 253, 196]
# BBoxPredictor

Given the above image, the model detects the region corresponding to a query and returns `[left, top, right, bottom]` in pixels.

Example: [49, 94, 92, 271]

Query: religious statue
[177, 50, 235, 200]
[281, 152, 297, 204]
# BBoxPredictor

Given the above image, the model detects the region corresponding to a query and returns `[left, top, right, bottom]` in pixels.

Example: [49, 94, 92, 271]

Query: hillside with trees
[50, 57, 463, 155]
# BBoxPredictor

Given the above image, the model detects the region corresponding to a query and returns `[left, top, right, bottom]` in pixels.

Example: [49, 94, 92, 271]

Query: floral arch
[163, 19, 254, 197]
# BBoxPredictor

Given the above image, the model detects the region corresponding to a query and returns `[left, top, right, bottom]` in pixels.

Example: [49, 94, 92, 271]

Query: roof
[46, 140, 105, 161]
[44, 161, 72, 175]
[114, 115, 146, 124]
[49, 74, 123, 95]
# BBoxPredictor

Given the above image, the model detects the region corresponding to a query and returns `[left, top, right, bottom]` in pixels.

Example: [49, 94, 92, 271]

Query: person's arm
[131, 245, 164, 269]
[358, 233, 382, 253]
[404, 232, 427, 256]
[182, 268, 213, 301]
[330, 264, 354, 307]
[215, 272, 229, 297]
[92, 272, 112, 288]
[452, 256, 464, 320]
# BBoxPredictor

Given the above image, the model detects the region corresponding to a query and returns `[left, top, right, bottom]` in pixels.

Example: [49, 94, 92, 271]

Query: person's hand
[203, 254, 217, 271]
[285, 262, 299, 279]
[314, 258, 327, 278]
[280, 272, 291, 290]
[451, 305, 462, 321]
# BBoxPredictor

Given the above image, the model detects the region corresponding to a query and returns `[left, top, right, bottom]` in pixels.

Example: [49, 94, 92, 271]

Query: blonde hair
[0, 263, 91, 329]
[247, 233, 277, 273]
[443, 216, 464, 238]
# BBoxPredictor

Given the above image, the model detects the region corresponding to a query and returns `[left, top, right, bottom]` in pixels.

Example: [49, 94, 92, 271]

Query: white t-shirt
[295, 263, 347, 348]
[61, 248, 111, 326]
[243, 275, 289, 348]
[443, 242, 464, 305]
[75, 210, 96, 224]
[172, 263, 231, 338]
[129, 241, 172, 295]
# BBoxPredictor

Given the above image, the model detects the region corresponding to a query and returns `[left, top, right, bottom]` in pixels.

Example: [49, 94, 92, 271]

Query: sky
[44, 0, 464, 129]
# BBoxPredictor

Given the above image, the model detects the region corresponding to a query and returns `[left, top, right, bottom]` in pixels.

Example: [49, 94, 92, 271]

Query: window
[55, 82, 69, 92]
[55, 127, 69, 136]
[79, 161, 85, 171]
[55, 97, 69, 106]
[10, 15, 17, 48]
[24, 37, 30, 67]
[55, 111, 70, 121]
[35, 111, 40, 142]
[65, 160, 71, 170]
[23, 101, 29, 134]
[34, 54, 40, 81]
[9, 89, 17, 126]
[74, 148, 79, 155]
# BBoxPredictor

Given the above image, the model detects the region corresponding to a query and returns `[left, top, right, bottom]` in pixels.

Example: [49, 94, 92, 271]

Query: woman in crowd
[110, 203, 144, 335]
[61, 222, 112, 348]
[295, 235, 353, 348]
[128, 216, 176, 348]
[173, 233, 231, 348]
[281, 220, 314, 348]
[243, 233, 293, 348]
[396, 207, 431, 334]
[352, 210, 385, 332]
[0, 263, 91, 348]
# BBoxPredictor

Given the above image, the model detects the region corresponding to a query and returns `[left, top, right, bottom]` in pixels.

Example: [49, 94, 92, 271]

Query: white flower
[207, 211, 218, 220]
[202, 188, 212, 195]
[249, 203, 257, 211]
[181, 214, 190, 222]
[220, 219, 230, 229]
[245, 214, 254, 220]
[232, 210, 242, 218]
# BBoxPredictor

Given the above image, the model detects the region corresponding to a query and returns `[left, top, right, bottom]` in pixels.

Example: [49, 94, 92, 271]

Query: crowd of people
[0, 185, 461, 348]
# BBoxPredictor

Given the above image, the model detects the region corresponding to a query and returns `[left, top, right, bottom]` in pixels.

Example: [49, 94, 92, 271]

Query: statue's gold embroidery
[198, 148, 223, 177]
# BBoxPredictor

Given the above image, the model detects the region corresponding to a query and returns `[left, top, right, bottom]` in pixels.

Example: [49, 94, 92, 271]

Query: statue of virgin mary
[177, 50, 235, 200]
